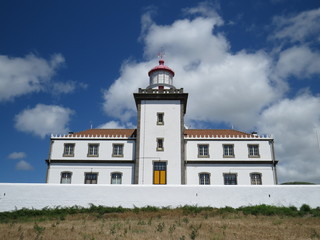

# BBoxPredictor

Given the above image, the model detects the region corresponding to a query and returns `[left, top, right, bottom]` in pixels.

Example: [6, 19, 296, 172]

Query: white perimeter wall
[0, 184, 319, 212]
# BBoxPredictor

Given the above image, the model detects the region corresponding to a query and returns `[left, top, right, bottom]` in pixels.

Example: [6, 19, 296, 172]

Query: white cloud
[8, 152, 26, 160]
[103, 5, 280, 130]
[102, 5, 320, 183]
[14, 104, 74, 138]
[15, 160, 34, 171]
[103, 61, 150, 122]
[275, 46, 320, 79]
[271, 8, 320, 44]
[0, 53, 65, 101]
[98, 121, 135, 129]
[257, 94, 320, 183]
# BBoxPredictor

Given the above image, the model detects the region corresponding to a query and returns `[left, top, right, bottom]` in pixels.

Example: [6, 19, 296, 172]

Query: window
[111, 172, 122, 184]
[153, 162, 167, 184]
[157, 138, 164, 151]
[198, 144, 209, 158]
[63, 143, 75, 157]
[85, 173, 98, 184]
[157, 112, 164, 125]
[112, 144, 123, 157]
[60, 172, 72, 184]
[248, 145, 260, 157]
[223, 144, 234, 157]
[199, 173, 210, 185]
[224, 173, 237, 185]
[250, 173, 262, 185]
[88, 144, 99, 157]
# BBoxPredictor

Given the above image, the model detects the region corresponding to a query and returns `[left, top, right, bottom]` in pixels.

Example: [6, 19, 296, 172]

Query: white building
[46, 60, 278, 185]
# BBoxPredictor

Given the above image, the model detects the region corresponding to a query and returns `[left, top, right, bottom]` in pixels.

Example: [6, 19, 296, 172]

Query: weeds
[33, 223, 45, 235]
[156, 222, 165, 232]
[189, 224, 202, 240]
[168, 224, 176, 234]
[0, 204, 319, 223]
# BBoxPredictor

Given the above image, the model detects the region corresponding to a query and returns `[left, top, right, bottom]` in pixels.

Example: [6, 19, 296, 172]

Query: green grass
[1, 204, 319, 223]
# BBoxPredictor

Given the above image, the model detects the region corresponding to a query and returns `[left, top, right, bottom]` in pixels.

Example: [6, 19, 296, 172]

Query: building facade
[46, 60, 278, 185]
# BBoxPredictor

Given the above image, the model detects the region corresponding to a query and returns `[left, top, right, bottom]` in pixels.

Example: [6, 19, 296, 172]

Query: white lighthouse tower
[134, 59, 188, 184]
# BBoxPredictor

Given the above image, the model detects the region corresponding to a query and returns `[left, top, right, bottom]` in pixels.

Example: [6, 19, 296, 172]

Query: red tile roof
[70, 129, 136, 137]
[67, 128, 251, 138]
[184, 129, 251, 137]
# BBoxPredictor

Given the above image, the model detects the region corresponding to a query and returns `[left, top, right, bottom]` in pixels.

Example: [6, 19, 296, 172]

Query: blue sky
[1, 0, 320, 184]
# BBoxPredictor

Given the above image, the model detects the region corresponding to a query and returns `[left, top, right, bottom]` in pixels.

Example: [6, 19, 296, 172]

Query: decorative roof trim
[51, 134, 136, 139]
[184, 134, 273, 139]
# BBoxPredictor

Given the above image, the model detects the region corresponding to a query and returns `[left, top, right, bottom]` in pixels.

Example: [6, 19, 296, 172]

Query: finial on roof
[158, 49, 166, 65]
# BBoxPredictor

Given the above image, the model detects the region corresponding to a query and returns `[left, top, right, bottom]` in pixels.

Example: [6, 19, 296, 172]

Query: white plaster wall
[186, 140, 272, 161]
[186, 164, 275, 185]
[47, 163, 134, 184]
[138, 100, 182, 184]
[0, 184, 319, 212]
[50, 139, 135, 160]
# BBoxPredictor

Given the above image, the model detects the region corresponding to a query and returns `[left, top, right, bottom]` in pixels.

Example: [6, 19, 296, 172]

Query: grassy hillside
[0, 205, 320, 240]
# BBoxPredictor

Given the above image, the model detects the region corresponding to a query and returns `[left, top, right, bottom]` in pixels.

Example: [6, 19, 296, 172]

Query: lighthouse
[134, 59, 188, 184]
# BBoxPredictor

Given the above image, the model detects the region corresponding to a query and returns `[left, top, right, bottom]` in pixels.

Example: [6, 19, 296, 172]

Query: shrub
[300, 204, 311, 213]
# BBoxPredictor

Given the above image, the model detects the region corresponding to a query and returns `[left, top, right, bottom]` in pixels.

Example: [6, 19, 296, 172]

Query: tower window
[157, 112, 164, 125]
[157, 138, 164, 151]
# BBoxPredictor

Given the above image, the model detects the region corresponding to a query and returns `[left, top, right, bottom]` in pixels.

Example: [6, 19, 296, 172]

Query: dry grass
[1, 208, 320, 240]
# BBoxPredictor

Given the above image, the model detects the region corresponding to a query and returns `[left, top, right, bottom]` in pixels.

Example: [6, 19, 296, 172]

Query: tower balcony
[138, 88, 184, 94]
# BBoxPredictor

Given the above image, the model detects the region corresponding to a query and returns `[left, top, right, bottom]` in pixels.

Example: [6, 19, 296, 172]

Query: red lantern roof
[148, 59, 175, 77]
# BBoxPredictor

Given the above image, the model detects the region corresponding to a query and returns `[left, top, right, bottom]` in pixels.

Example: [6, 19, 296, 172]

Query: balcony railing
[138, 88, 184, 94]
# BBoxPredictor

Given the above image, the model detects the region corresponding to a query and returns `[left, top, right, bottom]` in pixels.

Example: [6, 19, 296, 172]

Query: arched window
[111, 172, 122, 184]
[199, 173, 210, 185]
[250, 173, 262, 185]
[60, 172, 72, 184]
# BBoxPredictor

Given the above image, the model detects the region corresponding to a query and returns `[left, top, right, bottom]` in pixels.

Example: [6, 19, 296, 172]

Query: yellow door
[153, 162, 166, 184]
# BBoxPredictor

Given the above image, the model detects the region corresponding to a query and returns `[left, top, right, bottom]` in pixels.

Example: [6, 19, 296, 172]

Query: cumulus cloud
[275, 46, 320, 79]
[257, 94, 320, 183]
[8, 152, 26, 160]
[14, 104, 74, 138]
[0, 53, 64, 101]
[102, 5, 320, 183]
[103, 62, 150, 122]
[15, 160, 34, 171]
[0, 53, 87, 101]
[271, 7, 320, 44]
[103, 4, 279, 130]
